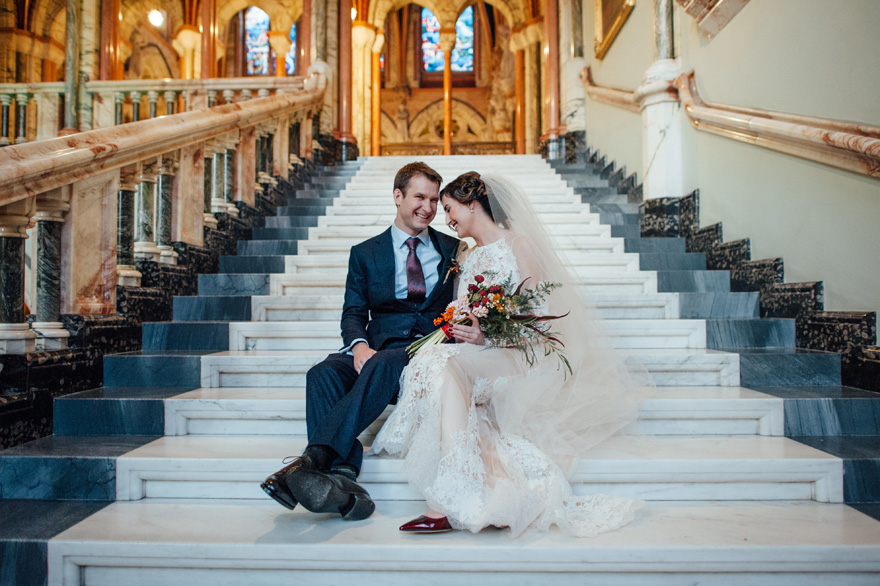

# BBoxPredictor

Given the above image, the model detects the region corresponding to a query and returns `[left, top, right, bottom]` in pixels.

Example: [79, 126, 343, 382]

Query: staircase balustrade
[0, 73, 325, 354]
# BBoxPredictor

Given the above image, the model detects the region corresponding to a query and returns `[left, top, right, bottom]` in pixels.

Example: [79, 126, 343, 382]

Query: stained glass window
[421, 6, 474, 73]
[245, 7, 270, 75]
[285, 24, 297, 75]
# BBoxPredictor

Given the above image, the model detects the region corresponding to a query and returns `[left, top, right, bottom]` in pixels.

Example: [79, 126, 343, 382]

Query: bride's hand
[451, 314, 485, 345]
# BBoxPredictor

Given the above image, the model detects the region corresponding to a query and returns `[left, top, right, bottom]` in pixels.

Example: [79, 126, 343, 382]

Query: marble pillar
[273, 118, 289, 180]
[134, 163, 161, 261]
[173, 26, 201, 80]
[173, 142, 206, 246]
[235, 127, 256, 207]
[300, 0, 312, 73]
[0, 94, 10, 146]
[0, 197, 37, 354]
[62, 0, 82, 132]
[61, 170, 118, 315]
[335, 0, 357, 161]
[637, 0, 682, 200]
[116, 167, 142, 286]
[351, 23, 375, 153]
[200, 0, 216, 79]
[223, 146, 239, 216]
[99, 0, 119, 80]
[35, 92, 62, 140]
[510, 32, 527, 155]
[267, 32, 291, 77]
[203, 148, 218, 229]
[155, 156, 179, 264]
[370, 34, 383, 156]
[439, 29, 456, 155]
[32, 189, 71, 349]
[211, 148, 228, 214]
[542, 0, 563, 159]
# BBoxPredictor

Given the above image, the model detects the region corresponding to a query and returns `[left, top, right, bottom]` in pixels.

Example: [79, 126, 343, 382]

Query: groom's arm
[340, 246, 370, 349]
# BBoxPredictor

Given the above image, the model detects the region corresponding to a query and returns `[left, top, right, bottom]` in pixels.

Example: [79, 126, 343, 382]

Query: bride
[371, 171, 653, 537]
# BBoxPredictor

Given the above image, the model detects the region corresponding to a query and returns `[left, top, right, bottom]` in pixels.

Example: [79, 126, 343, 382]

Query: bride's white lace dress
[371, 235, 642, 537]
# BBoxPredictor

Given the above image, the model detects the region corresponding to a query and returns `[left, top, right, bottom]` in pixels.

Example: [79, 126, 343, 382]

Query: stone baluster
[147, 91, 159, 119]
[222, 89, 235, 106]
[211, 144, 228, 214]
[15, 93, 30, 143]
[155, 154, 179, 264]
[117, 166, 142, 286]
[241, 89, 252, 101]
[31, 189, 71, 350]
[224, 140, 239, 216]
[133, 161, 160, 261]
[0, 94, 11, 146]
[266, 132, 275, 178]
[207, 90, 217, 108]
[164, 91, 177, 115]
[202, 143, 219, 229]
[130, 91, 142, 122]
[0, 197, 37, 353]
[115, 92, 124, 125]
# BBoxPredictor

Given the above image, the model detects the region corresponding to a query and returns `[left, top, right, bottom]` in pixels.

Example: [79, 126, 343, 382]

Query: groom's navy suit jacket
[341, 226, 460, 351]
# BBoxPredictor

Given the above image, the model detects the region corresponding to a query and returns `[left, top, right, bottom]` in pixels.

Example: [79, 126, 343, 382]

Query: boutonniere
[443, 242, 467, 284]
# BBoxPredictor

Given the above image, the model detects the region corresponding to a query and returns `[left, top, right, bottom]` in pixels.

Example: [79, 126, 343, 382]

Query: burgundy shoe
[399, 515, 454, 533]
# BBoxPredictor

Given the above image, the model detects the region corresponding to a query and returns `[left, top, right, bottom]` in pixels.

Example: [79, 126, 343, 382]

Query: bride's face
[442, 195, 472, 238]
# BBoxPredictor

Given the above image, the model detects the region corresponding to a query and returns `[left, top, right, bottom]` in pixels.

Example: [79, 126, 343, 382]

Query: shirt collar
[391, 224, 430, 249]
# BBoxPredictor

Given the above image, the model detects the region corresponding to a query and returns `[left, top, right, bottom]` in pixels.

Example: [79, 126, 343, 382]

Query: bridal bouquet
[407, 273, 572, 374]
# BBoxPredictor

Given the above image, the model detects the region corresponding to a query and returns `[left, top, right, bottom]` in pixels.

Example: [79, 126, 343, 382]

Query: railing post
[35, 90, 63, 140]
[164, 91, 177, 115]
[203, 144, 219, 229]
[173, 141, 206, 246]
[130, 91, 141, 122]
[31, 188, 71, 350]
[156, 154, 179, 264]
[115, 92, 124, 125]
[147, 91, 159, 119]
[0, 197, 37, 353]
[117, 165, 142, 286]
[207, 90, 217, 108]
[0, 94, 11, 146]
[223, 138, 239, 216]
[133, 161, 160, 261]
[235, 126, 257, 207]
[15, 93, 30, 143]
[211, 144, 228, 214]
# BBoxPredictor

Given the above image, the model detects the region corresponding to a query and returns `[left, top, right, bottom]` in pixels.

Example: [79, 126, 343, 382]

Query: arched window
[420, 6, 474, 72]
[245, 7, 270, 75]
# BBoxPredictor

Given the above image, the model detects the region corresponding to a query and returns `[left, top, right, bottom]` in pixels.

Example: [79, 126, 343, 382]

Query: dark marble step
[790, 436, 880, 503]
[577, 187, 623, 203]
[264, 216, 320, 228]
[657, 270, 731, 292]
[590, 202, 640, 214]
[290, 189, 343, 199]
[104, 352, 208, 387]
[238, 239, 298, 256]
[624, 237, 686, 253]
[639, 252, 706, 271]
[276, 205, 329, 216]
[307, 175, 352, 186]
[252, 227, 310, 241]
[0, 500, 110, 586]
[0, 435, 158, 500]
[284, 196, 336, 207]
[199, 273, 271, 296]
[560, 176, 609, 188]
[143, 322, 231, 352]
[706, 318, 795, 349]
[219, 255, 285, 274]
[749, 386, 880, 436]
[730, 348, 842, 387]
[54, 387, 193, 436]
[678, 292, 760, 319]
[173, 295, 252, 322]
[598, 212, 639, 225]
[612, 224, 641, 238]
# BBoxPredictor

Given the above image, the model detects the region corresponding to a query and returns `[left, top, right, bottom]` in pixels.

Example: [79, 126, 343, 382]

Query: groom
[261, 161, 460, 520]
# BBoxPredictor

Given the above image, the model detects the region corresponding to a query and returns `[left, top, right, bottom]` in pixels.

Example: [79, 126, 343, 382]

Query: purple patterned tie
[405, 237, 426, 302]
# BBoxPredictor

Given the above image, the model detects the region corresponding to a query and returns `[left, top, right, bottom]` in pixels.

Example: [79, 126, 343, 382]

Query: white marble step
[113, 435, 841, 502]
[336, 188, 576, 199]
[163, 387, 783, 438]
[307, 223, 613, 240]
[310, 213, 603, 228]
[198, 349, 737, 388]
[226, 319, 706, 351]
[47, 500, 880, 586]
[325, 203, 591, 216]
[296, 236, 624, 256]
[269, 272, 657, 295]
[250, 293, 681, 321]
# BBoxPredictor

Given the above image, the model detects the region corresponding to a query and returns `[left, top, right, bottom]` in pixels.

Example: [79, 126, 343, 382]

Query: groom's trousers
[305, 341, 410, 474]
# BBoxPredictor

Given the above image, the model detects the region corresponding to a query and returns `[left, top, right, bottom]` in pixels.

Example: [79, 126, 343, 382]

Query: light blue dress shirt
[390, 224, 441, 300]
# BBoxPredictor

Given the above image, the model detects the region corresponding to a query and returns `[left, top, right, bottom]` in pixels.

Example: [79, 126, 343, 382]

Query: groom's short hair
[394, 162, 443, 196]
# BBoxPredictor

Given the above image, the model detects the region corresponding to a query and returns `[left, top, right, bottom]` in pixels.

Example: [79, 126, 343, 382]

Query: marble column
[351, 23, 375, 152]
[273, 117, 290, 180]
[371, 32, 383, 156]
[335, 0, 357, 161]
[439, 29, 456, 155]
[147, 91, 159, 119]
[114, 92, 124, 125]
[130, 91, 141, 122]
[164, 91, 177, 115]
[510, 31, 527, 155]
[0, 198, 37, 354]
[116, 166, 142, 286]
[173, 26, 201, 80]
[235, 127, 256, 207]
[203, 146, 218, 229]
[200, 0, 217, 79]
[156, 156, 179, 264]
[133, 162, 160, 261]
[99, 0, 120, 80]
[267, 31, 291, 76]
[32, 190, 71, 349]
[173, 142, 206, 246]
[15, 93, 30, 143]
[211, 148, 228, 214]
[62, 0, 81, 133]
[636, 0, 682, 200]
[300, 0, 312, 73]
[223, 144, 239, 216]
[542, 0, 563, 159]
[0, 94, 10, 146]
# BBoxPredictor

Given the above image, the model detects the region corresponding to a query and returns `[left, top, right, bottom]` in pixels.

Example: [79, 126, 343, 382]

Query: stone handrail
[0, 84, 324, 208]
[580, 66, 640, 113]
[676, 71, 880, 179]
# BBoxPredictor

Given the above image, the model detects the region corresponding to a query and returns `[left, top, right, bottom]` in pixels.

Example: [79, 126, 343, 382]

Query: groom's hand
[352, 342, 377, 374]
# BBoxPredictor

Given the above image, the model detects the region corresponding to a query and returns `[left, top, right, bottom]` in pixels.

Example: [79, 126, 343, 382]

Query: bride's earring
[469, 206, 474, 213]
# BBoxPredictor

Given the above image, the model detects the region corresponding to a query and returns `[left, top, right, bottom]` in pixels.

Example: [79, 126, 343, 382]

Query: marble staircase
[2, 155, 880, 585]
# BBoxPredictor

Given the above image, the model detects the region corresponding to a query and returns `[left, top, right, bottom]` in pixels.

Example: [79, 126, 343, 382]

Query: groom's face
[393, 173, 440, 236]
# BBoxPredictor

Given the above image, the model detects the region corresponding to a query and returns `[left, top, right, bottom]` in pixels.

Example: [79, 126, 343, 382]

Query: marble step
[736, 348, 842, 387]
[639, 253, 707, 271]
[195, 349, 739, 388]
[238, 240, 299, 256]
[624, 237, 686, 253]
[791, 436, 880, 503]
[143, 322, 231, 352]
[269, 272, 659, 295]
[657, 270, 731, 292]
[162, 386, 783, 438]
[612, 224, 641, 238]
[263, 215, 321, 229]
[749, 385, 880, 437]
[323, 202, 590, 216]
[598, 212, 640, 225]
[252, 227, 311, 240]
[223, 319, 707, 351]
[218, 256, 286, 274]
[54, 387, 197, 436]
[249, 292, 682, 321]
[295, 237, 630, 256]
[173, 295, 252, 322]
[315, 210, 603, 226]
[112, 435, 841, 502]
[199, 273, 271, 296]
[335, 188, 577, 200]
[307, 223, 613, 240]
[678, 291, 760, 318]
[706, 318, 796, 349]
[44, 500, 880, 585]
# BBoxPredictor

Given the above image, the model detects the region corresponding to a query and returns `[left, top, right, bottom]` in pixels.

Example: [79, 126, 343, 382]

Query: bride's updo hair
[440, 171, 508, 227]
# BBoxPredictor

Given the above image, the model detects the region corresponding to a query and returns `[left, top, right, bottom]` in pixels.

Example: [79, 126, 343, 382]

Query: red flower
[467, 284, 478, 293]
[479, 289, 488, 297]
[474, 275, 484, 283]
[489, 285, 502, 294]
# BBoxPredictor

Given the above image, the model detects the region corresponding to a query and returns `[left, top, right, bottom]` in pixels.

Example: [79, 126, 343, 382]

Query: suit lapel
[370, 228, 396, 302]
[422, 228, 457, 307]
